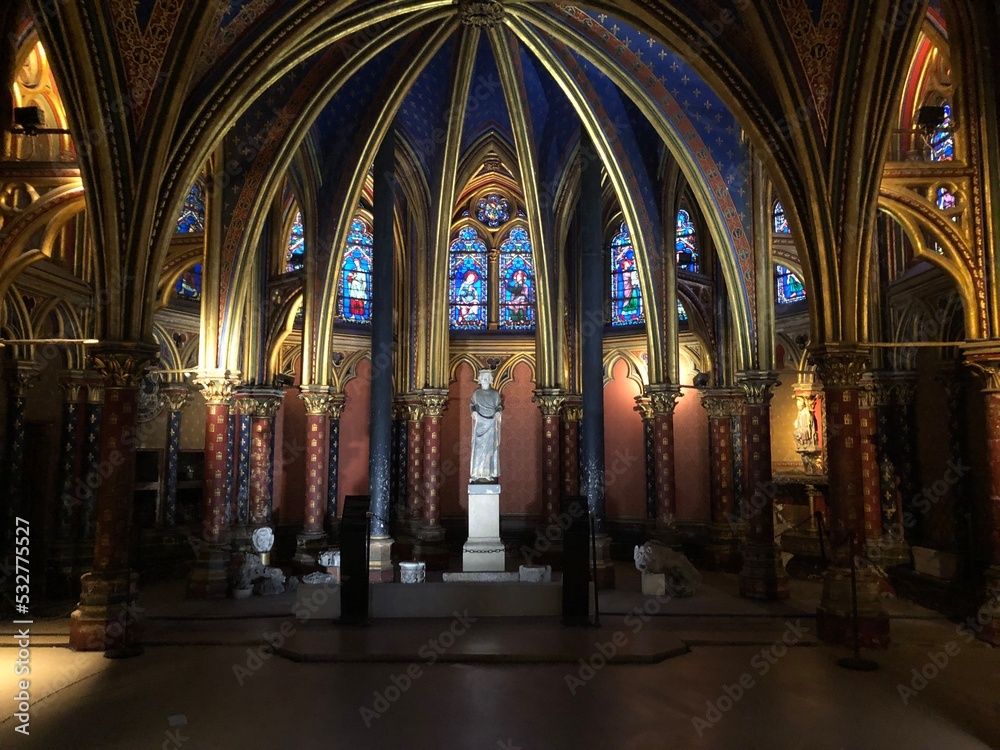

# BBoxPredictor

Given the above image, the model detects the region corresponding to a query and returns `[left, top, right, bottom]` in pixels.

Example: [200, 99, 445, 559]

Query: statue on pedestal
[470, 369, 502, 482]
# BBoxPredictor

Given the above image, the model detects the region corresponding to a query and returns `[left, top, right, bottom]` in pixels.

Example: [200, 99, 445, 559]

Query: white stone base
[519, 565, 552, 583]
[464, 483, 505, 572]
[443, 571, 520, 583]
[641, 572, 668, 596]
[399, 561, 426, 584]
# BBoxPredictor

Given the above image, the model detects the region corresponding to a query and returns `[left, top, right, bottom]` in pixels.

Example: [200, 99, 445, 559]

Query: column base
[974, 566, 1000, 645]
[369, 536, 395, 583]
[414, 525, 449, 570]
[739, 542, 790, 600]
[590, 533, 616, 590]
[293, 530, 328, 567]
[186, 547, 230, 599]
[69, 570, 141, 652]
[704, 522, 743, 572]
[817, 565, 890, 648]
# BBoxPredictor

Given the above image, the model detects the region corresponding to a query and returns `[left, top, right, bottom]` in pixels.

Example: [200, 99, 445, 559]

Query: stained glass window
[285, 211, 305, 272]
[676, 209, 699, 273]
[930, 104, 954, 162]
[611, 222, 644, 326]
[678, 301, 688, 322]
[176, 179, 206, 233]
[449, 226, 489, 330]
[476, 193, 510, 229]
[936, 187, 956, 211]
[776, 265, 806, 304]
[498, 226, 536, 331]
[176, 264, 202, 300]
[773, 201, 790, 234]
[338, 217, 373, 324]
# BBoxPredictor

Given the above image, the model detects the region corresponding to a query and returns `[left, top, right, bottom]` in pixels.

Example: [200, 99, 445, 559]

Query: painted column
[296, 388, 334, 563]
[392, 401, 408, 527]
[187, 376, 236, 599]
[70, 345, 156, 653]
[534, 389, 566, 524]
[235, 400, 252, 528]
[160, 385, 192, 528]
[890, 372, 921, 545]
[326, 394, 346, 533]
[81, 378, 104, 539]
[649, 385, 682, 545]
[871, 375, 909, 566]
[634, 395, 656, 525]
[736, 371, 789, 600]
[404, 395, 425, 532]
[813, 347, 888, 647]
[561, 396, 582, 498]
[858, 383, 881, 547]
[936, 365, 971, 559]
[700, 388, 745, 570]
[6, 365, 34, 529]
[415, 390, 449, 567]
[242, 389, 283, 527]
[963, 347, 1000, 644]
[57, 375, 85, 540]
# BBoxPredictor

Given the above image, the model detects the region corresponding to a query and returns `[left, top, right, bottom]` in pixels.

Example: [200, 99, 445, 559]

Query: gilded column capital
[533, 388, 567, 417]
[237, 388, 284, 418]
[400, 393, 425, 423]
[89, 343, 158, 388]
[59, 370, 89, 402]
[634, 395, 654, 420]
[648, 384, 682, 415]
[196, 376, 238, 406]
[421, 389, 450, 418]
[809, 345, 869, 390]
[299, 386, 340, 417]
[9, 362, 39, 398]
[737, 371, 780, 406]
[561, 394, 583, 422]
[161, 384, 193, 413]
[962, 341, 1000, 391]
[699, 388, 746, 419]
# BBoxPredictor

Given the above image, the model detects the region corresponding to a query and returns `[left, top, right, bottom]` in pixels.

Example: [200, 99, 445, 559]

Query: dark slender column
[392, 401, 408, 526]
[236, 406, 252, 526]
[561, 396, 582, 498]
[737, 371, 789, 600]
[70, 344, 156, 653]
[57, 376, 84, 539]
[859, 385, 881, 547]
[890, 372, 921, 545]
[369, 123, 395, 544]
[535, 390, 566, 524]
[7, 366, 33, 529]
[813, 347, 889, 647]
[635, 396, 656, 524]
[81, 380, 103, 539]
[327, 395, 345, 531]
[871, 375, 909, 566]
[160, 386, 192, 528]
[404, 395, 425, 533]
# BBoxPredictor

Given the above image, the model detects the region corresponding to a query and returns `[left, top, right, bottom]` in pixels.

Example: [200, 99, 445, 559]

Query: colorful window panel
[476, 193, 510, 229]
[285, 211, 305, 272]
[449, 226, 489, 330]
[611, 222, 644, 326]
[498, 226, 536, 331]
[936, 187, 957, 211]
[930, 104, 954, 162]
[676, 209, 700, 273]
[776, 265, 806, 304]
[678, 301, 688, 322]
[773, 201, 790, 234]
[176, 264, 202, 300]
[339, 217, 374, 324]
[176, 179, 206, 233]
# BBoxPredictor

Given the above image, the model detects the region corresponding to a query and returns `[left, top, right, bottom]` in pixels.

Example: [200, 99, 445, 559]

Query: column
[700, 388, 745, 570]
[534, 389, 566, 524]
[634, 395, 656, 526]
[403, 394, 425, 534]
[936, 364, 972, 562]
[296, 387, 334, 564]
[81, 377, 104, 539]
[234, 397, 252, 532]
[858, 383, 881, 548]
[812, 347, 889, 646]
[736, 371, 789, 600]
[579, 133, 613, 588]
[187, 376, 236, 599]
[871, 375, 909, 566]
[69, 344, 156, 653]
[415, 390, 449, 568]
[57, 374, 85, 540]
[326, 394, 346, 534]
[242, 388, 283, 527]
[368, 120, 396, 582]
[649, 384, 682, 546]
[6, 364, 35, 530]
[889, 372, 921, 545]
[160, 385, 192, 528]
[561, 395, 582, 498]
[964, 347, 1000, 644]
[392, 400, 409, 528]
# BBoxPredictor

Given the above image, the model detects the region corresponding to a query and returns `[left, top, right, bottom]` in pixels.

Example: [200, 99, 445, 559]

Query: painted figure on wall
[457, 270, 482, 323]
[469, 369, 502, 482]
[793, 396, 818, 450]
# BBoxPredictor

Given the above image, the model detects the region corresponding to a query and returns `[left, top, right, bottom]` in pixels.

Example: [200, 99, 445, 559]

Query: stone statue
[469, 369, 502, 482]
[793, 396, 818, 450]
[633, 541, 701, 597]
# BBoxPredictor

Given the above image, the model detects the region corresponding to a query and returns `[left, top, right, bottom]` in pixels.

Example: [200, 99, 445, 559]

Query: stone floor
[1, 564, 999, 749]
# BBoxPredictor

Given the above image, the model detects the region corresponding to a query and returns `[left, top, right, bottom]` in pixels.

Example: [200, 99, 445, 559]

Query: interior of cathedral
[1, 0, 1000, 747]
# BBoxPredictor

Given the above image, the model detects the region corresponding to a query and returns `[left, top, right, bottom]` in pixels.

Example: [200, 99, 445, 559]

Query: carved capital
[809, 346, 869, 390]
[648, 384, 682, 415]
[700, 388, 745, 419]
[196, 377, 237, 406]
[237, 388, 284, 419]
[561, 395, 583, 422]
[9, 363, 39, 398]
[458, 0, 505, 27]
[634, 395, 654, 420]
[737, 371, 780, 406]
[59, 370, 89, 403]
[964, 343, 1000, 392]
[533, 389, 566, 417]
[857, 385, 876, 410]
[162, 385, 193, 413]
[89, 344, 158, 389]
[299, 386, 336, 416]
[421, 389, 450, 418]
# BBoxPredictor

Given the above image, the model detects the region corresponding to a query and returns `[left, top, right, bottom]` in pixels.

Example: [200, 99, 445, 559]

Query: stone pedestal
[463, 484, 505, 572]
[369, 537, 395, 583]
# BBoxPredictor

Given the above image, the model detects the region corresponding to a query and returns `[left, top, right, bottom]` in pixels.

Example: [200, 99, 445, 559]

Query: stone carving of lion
[633, 540, 701, 597]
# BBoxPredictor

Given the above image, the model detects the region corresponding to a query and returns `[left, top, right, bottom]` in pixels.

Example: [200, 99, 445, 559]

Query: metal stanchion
[837, 530, 878, 671]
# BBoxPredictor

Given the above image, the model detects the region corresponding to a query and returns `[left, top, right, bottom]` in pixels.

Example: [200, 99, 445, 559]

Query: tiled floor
[2, 564, 998, 749]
